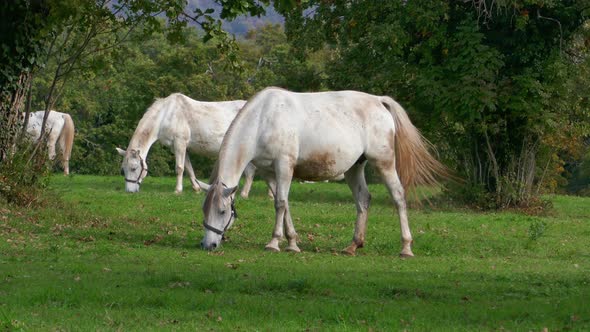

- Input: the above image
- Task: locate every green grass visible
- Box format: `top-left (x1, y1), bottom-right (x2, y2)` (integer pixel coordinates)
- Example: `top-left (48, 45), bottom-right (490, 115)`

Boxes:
top-left (1, 175), bottom-right (589, 331)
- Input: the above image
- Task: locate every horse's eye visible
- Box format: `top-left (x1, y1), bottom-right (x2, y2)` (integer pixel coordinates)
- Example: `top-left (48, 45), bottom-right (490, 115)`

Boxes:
top-left (219, 210), bottom-right (226, 215)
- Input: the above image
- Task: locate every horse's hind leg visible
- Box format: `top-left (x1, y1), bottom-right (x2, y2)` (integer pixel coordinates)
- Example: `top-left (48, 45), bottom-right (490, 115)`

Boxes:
top-left (47, 131), bottom-right (59, 161)
top-left (183, 156), bottom-right (201, 193)
top-left (58, 132), bottom-right (69, 175)
top-left (240, 163), bottom-right (255, 199)
top-left (374, 162), bottom-right (414, 257)
top-left (342, 161), bottom-right (371, 256)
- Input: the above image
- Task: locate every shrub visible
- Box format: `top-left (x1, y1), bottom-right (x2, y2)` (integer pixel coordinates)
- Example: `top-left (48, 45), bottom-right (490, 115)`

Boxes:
top-left (0, 139), bottom-right (50, 207)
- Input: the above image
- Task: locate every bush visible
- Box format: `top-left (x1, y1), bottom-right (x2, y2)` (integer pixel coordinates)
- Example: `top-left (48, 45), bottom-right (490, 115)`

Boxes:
top-left (567, 148), bottom-right (590, 196)
top-left (0, 139), bottom-right (50, 207)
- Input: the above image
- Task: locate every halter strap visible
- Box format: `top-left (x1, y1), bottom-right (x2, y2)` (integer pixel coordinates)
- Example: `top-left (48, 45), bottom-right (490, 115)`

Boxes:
top-left (202, 184), bottom-right (237, 236)
top-left (125, 154), bottom-right (147, 185)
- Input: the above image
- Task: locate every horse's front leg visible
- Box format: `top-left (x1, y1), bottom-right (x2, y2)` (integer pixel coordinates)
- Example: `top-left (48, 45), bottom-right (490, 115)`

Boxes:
top-left (265, 197), bottom-right (285, 252)
top-left (265, 158), bottom-right (299, 252)
top-left (283, 203), bottom-right (300, 252)
top-left (266, 177), bottom-right (276, 199)
top-left (173, 143), bottom-right (187, 194)
top-left (183, 156), bottom-right (201, 193)
top-left (240, 163), bottom-right (255, 199)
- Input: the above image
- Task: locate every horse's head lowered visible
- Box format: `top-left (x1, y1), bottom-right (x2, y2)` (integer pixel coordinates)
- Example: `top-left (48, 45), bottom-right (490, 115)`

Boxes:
top-left (200, 180), bottom-right (238, 250)
top-left (116, 147), bottom-right (148, 193)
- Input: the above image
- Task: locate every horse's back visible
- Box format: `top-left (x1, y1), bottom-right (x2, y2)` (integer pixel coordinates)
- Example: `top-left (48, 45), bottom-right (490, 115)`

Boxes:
top-left (243, 88), bottom-right (396, 180)
top-left (148, 93), bottom-right (247, 156)
top-left (251, 88), bottom-right (394, 147)
top-left (26, 110), bottom-right (66, 140)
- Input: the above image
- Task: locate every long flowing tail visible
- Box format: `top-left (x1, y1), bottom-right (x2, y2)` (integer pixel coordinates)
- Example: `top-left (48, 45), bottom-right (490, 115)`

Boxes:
top-left (59, 113), bottom-right (75, 175)
top-left (381, 96), bottom-right (448, 190)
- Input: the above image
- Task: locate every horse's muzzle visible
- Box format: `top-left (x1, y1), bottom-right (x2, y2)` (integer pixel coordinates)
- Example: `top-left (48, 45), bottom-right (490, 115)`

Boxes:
top-left (200, 241), bottom-right (218, 251)
top-left (125, 184), bottom-right (140, 193)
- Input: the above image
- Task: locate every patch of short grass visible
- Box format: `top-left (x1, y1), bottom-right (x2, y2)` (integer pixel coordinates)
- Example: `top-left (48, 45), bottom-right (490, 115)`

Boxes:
top-left (1, 175), bottom-right (589, 330)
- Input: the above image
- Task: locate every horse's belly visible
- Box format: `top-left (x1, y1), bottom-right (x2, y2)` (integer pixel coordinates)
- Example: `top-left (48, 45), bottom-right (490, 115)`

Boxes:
top-left (293, 151), bottom-right (355, 181)
top-left (187, 141), bottom-right (219, 156)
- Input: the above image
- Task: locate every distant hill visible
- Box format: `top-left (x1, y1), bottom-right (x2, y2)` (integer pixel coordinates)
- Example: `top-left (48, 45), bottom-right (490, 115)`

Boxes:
top-left (187, 0), bottom-right (284, 36)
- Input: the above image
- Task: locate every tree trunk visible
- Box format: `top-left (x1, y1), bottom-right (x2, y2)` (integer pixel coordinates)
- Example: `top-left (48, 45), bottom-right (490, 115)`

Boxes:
top-left (0, 71), bottom-right (33, 163)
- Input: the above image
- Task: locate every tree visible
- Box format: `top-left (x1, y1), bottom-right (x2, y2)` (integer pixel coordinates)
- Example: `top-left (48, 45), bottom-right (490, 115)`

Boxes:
top-left (0, 0), bottom-right (48, 163)
top-left (283, 0), bottom-right (590, 208)
top-left (0, 0), bottom-right (296, 203)
top-left (32, 22), bottom-right (311, 176)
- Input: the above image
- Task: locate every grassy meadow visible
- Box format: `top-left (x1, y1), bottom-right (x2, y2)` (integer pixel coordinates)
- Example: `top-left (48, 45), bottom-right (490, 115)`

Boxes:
top-left (1, 175), bottom-right (589, 331)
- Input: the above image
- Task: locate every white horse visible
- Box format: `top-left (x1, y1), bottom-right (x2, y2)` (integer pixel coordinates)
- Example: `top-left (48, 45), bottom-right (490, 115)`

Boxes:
top-left (199, 88), bottom-right (447, 257)
top-left (25, 110), bottom-right (75, 175)
top-left (117, 93), bottom-right (260, 197)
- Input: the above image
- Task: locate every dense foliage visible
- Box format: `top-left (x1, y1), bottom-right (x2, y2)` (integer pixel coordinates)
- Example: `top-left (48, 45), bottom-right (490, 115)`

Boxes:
top-left (282, 0), bottom-right (590, 207)
top-left (0, 0), bottom-right (297, 203)
top-left (30, 23), bottom-right (304, 177)
top-left (4, 0), bottom-right (590, 208)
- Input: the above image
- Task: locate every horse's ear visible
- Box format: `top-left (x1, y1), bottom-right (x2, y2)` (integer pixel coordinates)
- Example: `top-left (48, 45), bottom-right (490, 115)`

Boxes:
top-left (223, 185), bottom-right (238, 197)
top-left (116, 147), bottom-right (126, 156)
top-left (195, 179), bottom-right (210, 192)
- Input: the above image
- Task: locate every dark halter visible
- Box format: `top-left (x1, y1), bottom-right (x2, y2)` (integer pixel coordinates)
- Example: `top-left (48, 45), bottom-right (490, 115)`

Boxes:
top-left (125, 154), bottom-right (147, 185)
top-left (203, 184), bottom-right (237, 236)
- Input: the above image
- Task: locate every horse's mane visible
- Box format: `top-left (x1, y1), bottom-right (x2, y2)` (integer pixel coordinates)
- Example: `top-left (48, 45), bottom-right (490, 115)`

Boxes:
top-left (217, 87), bottom-right (284, 159)
top-left (144, 96), bottom-right (169, 116)
top-left (208, 159), bottom-right (220, 183)
top-left (129, 96), bottom-right (174, 148)
top-left (202, 175), bottom-right (224, 213)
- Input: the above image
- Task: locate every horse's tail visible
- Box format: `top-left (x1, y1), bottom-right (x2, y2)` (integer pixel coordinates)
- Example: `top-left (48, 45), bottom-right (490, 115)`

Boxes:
top-left (381, 96), bottom-right (448, 190)
top-left (59, 113), bottom-right (75, 175)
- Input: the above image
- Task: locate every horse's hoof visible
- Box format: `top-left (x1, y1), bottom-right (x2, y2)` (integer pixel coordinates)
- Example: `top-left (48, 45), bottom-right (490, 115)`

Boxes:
top-left (264, 245), bottom-right (280, 252)
top-left (399, 252), bottom-right (414, 258)
top-left (285, 245), bottom-right (301, 253)
top-left (240, 193), bottom-right (249, 199)
top-left (341, 248), bottom-right (356, 256)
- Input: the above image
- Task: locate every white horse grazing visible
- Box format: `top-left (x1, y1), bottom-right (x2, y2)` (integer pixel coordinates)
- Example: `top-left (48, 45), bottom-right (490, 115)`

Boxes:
top-left (117, 93), bottom-right (260, 197)
top-left (199, 87), bottom-right (447, 257)
top-left (25, 110), bottom-right (75, 175)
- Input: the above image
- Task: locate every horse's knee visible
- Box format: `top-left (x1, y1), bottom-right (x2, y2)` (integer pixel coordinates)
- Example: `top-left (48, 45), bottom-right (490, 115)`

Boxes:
top-left (274, 199), bottom-right (286, 209)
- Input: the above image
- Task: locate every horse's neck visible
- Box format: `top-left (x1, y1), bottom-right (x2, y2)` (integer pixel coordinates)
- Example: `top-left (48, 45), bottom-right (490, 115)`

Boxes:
top-left (129, 116), bottom-right (160, 159)
top-left (217, 112), bottom-right (259, 187)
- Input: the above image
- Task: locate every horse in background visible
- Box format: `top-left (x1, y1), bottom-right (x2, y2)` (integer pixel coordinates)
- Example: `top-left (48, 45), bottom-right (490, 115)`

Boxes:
top-left (117, 93), bottom-right (259, 197)
top-left (25, 110), bottom-right (75, 175)
top-left (199, 88), bottom-right (448, 257)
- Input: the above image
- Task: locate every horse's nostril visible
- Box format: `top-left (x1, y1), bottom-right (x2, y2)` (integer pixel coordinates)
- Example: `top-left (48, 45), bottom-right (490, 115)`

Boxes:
top-left (212, 243), bottom-right (217, 249)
